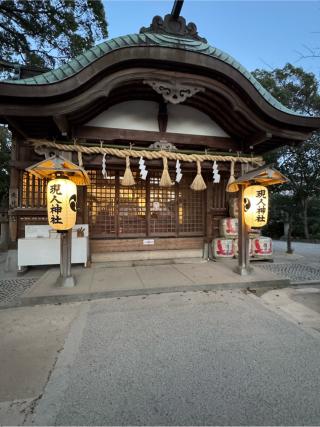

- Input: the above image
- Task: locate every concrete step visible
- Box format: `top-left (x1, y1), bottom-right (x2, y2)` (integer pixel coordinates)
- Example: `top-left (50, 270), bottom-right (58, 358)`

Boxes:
top-left (91, 249), bottom-right (203, 264)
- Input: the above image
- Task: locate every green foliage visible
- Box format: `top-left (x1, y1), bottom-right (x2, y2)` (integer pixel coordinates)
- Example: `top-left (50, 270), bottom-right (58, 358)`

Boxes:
top-left (0, 1), bottom-right (108, 206)
top-left (0, 126), bottom-right (11, 207)
top-left (253, 64), bottom-right (320, 239)
top-left (0, 0), bottom-right (108, 68)
top-left (253, 63), bottom-right (320, 116)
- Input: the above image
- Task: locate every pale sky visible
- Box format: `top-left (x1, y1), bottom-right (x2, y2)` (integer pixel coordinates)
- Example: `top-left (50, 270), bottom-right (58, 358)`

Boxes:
top-left (103, 1), bottom-right (320, 79)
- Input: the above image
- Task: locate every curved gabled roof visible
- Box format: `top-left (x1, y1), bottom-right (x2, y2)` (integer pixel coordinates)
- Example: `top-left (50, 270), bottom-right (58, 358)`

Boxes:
top-left (2, 32), bottom-right (302, 117)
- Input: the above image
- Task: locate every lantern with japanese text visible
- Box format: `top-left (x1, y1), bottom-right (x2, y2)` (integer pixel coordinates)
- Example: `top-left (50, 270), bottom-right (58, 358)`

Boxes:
top-left (243, 185), bottom-right (268, 228)
top-left (47, 178), bottom-right (77, 231)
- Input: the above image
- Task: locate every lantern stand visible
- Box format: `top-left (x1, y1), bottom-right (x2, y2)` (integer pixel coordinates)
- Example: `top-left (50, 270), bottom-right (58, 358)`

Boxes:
top-left (53, 172), bottom-right (76, 288)
top-left (227, 165), bottom-right (288, 276)
top-left (236, 184), bottom-right (253, 276)
top-left (25, 155), bottom-right (91, 287)
top-left (57, 229), bottom-right (74, 287)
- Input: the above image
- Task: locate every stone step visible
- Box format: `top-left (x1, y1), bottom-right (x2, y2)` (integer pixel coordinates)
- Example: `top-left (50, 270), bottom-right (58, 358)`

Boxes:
top-left (91, 249), bottom-right (204, 264)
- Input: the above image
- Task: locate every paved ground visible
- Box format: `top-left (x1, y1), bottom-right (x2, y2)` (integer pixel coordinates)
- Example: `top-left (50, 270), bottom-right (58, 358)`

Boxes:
top-left (292, 289), bottom-right (320, 314)
top-left (0, 277), bottom-right (38, 306)
top-left (18, 258), bottom-right (285, 307)
top-left (1, 241), bottom-right (320, 425)
top-left (22, 290), bottom-right (320, 426)
top-left (1, 241), bottom-right (319, 309)
top-left (0, 302), bottom-right (83, 425)
top-left (261, 285), bottom-right (320, 332)
top-left (1, 259), bottom-right (320, 425)
top-left (256, 262), bottom-right (320, 282)
top-left (272, 240), bottom-right (320, 266)
top-left (254, 240), bottom-right (320, 283)
top-left (0, 252), bottom-right (45, 307)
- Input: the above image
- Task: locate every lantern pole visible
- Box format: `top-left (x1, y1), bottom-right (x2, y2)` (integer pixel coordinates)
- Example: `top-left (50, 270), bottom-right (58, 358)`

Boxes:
top-left (58, 229), bottom-right (75, 288)
top-left (235, 184), bottom-right (252, 275)
top-left (51, 172), bottom-right (76, 288)
top-left (25, 155), bottom-right (90, 288)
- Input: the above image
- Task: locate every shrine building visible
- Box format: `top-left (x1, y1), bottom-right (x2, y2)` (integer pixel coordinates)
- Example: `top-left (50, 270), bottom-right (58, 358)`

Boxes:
top-left (1, 6), bottom-right (320, 263)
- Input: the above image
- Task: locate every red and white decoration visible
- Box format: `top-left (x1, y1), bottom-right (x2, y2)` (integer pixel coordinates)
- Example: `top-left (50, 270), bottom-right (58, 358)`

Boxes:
top-left (219, 218), bottom-right (238, 237)
top-left (212, 238), bottom-right (235, 258)
top-left (252, 237), bottom-right (273, 257)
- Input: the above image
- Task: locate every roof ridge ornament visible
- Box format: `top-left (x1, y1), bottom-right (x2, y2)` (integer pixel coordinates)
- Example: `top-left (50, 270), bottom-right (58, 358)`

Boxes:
top-left (140, 14), bottom-right (207, 43)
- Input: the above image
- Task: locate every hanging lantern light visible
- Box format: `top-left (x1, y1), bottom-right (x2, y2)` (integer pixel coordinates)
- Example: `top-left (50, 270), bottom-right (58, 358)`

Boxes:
top-left (243, 185), bottom-right (268, 228)
top-left (47, 177), bottom-right (77, 231)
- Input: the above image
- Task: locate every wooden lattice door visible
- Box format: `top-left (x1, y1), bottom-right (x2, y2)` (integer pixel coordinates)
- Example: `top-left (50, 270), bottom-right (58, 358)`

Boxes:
top-left (87, 169), bottom-right (205, 239)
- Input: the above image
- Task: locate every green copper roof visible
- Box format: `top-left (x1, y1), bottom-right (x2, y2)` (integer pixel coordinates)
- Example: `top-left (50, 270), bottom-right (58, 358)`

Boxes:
top-left (2, 32), bottom-right (302, 117)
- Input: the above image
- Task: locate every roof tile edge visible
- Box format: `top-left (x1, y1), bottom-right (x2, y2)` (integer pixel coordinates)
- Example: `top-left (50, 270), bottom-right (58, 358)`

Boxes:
top-left (1, 32), bottom-right (303, 118)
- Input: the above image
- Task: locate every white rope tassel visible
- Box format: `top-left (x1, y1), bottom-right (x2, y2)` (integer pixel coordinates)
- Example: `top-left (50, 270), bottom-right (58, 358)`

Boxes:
top-left (102, 153), bottom-right (107, 179)
top-left (77, 151), bottom-right (83, 167)
top-left (139, 157), bottom-right (148, 180)
top-left (175, 160), bottom-right (182, 183)
top-left (212, 161), bottom-right (220, 183)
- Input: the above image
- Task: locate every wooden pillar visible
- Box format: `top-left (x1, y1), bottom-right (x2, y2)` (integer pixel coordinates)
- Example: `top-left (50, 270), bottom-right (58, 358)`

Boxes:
top-left (206, 181), bottom-right (213, 239)
top-left (76, 186), bottom-right (87, 224)
top-left (205, 180), bottom-right (213, 259)
top-left (146, 175), bottom-right (151, 237)
top-left (8, 136), bottom-right (19, 247)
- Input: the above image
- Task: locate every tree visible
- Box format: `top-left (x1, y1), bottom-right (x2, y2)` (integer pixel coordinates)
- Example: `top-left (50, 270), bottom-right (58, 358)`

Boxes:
top-left (253, 64), bottom-right (320, 116)
top-left (0, 1), bottom-right (108, 207)
top-left (0, 0), bottom-right (108, 69)
top-left (253, 64), bottom-right (320, 241)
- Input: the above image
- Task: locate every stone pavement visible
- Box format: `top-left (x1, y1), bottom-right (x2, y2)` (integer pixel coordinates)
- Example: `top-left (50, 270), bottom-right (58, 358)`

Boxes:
top-left (0, 251), bottom-right (45, 307)
top-left (1, 243), bottom-right (320, 425)
top-left (32, 290), bottom-right (320, 426)
top-left (254, 241), bottom-right (320, 284)
top-left (19, 258), bottom-right (287, 307)
top-left (261, 285), bottom-right (320, 332)
top-left (2, 240), bottom-right (320, 308)
top-left (257, 262), bottom-right (320, 283)
top-left (0, 301), bottom-right (83, 425)
top-left (0, 277), bottom-right (38, 307)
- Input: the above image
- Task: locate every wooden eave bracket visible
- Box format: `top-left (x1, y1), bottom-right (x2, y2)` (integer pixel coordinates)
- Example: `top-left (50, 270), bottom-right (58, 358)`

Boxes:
top-left (4, 116), bottom-right (28, 139)
top-left (247, 132), bottom-right (272, 150)
top-left (53, 115), bottom-right (70, 137)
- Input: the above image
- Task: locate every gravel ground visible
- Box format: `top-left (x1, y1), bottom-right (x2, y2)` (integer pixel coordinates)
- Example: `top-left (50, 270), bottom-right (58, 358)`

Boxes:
top-left (256, 263), bottom-right (320, 283)
top-left (0, 278), bottom-right (38, 307)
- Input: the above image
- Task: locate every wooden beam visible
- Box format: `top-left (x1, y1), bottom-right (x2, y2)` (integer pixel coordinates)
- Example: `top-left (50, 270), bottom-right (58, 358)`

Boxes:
top-left (5, 116), bottom-right (28, 139)
top-left (74, 126), bottom-right (238, 151)
top-left (158, 102), bottom-right (168, 133)
top-left (78, 156), bottom-right (231, 171)
top-left (53, 115), bottom-right (70, 136)
top-left (247, 132), bottom-right (272, 150)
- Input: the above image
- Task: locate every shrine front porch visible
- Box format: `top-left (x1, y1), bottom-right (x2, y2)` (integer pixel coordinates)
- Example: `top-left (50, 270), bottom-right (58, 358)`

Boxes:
top-left (19, 258), bottom-right (288, 307)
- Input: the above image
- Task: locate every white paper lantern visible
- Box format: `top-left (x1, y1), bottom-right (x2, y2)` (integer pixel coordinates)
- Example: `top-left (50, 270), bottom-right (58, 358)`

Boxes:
top-left (47, 178), bottom-right (77, 231)
top-left (243, 185), bottom-right (268, 228)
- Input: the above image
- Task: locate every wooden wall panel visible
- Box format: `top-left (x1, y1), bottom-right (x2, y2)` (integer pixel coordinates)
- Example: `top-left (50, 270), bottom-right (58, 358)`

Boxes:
top-left (91, 237), bottom-right (203, 253)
